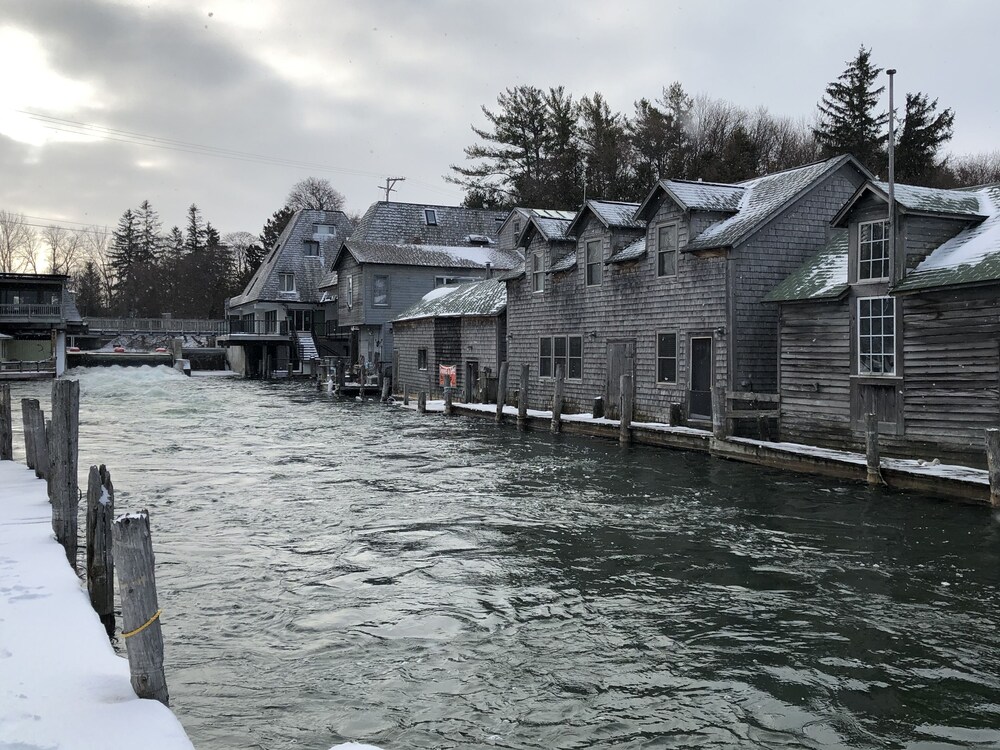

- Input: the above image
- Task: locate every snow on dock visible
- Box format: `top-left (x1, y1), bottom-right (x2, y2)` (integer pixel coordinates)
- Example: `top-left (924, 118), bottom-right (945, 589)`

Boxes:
top-left (0, 461), bottom-right (195, 750)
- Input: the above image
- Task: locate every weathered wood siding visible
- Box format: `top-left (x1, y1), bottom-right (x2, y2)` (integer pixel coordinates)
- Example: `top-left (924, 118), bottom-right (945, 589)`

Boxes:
top-left (777, 299), bottom-right (853, 448)
top-left (393, 319), bottom-right (436, 395)
top-left (902, 216), bottom-right (966, 272)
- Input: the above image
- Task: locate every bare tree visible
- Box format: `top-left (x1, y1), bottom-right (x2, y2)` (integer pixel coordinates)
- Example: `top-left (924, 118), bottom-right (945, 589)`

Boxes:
top-left (43, 225), bottom-right (85, 275)
top-left (222, 230), bottom-right (257, 281)
top-left (0, 210), bottom-right (38, 273)
top-left (285, 177), bottom-right (346, 211)
top-left (79, 226), bottom-right (115, 306)
top-left (946, 150), bottom-right (1000, 187)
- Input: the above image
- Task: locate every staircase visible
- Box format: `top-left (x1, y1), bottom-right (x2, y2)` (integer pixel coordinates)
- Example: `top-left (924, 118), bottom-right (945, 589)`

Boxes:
top-left (295, 331), bottom-right (319, 361)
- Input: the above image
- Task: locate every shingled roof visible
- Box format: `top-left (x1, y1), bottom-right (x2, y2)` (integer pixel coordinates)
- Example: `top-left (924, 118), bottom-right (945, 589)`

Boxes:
top-left (608, 237), bottom-right (647, 264)
top-left (229, 209), bottom-right (353, 307)
top-left (635, 179), bottom-right (745, 219)
top-left (350, 201), bottom-right (507, 246)
top-left (337, 240), bottom-right (522, 270)
top-left (833, 181), bottom-right (986, 227)
top-left (566, 199), bottom-right (643, 237)
top-left (764, 231), bottom-right (850, 303)
top-left (394, 278), bottom-right (506, 322)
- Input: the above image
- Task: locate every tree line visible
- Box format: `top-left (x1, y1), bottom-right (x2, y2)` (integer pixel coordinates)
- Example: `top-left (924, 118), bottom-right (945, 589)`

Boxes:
top-left (449, 46), bottom-right (1000, 209)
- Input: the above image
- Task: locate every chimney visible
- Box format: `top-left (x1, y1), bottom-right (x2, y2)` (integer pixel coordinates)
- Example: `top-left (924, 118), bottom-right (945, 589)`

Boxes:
top-left (485, 262), bottom-right (493, 279)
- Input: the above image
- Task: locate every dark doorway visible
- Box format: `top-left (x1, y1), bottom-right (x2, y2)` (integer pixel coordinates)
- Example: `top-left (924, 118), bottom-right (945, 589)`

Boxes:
top-left (689, 337), bottom-right (713, 419)
top-left (465, 360), bottom-right (479, 403)
top-left (605, 340), bottom-right (636, 419)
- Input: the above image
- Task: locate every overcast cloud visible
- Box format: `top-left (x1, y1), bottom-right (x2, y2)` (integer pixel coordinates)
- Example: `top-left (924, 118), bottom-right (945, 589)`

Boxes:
top-left (1, 0), bottom-right (997, 238)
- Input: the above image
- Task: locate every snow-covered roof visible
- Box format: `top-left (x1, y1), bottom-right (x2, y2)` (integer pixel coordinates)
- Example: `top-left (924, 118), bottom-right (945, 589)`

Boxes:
top-left (339, 240), bottom-right (522, 270)
top-left (548, 250), bottom-right (577, 274)
top-left (497, 261), bottom-right (526, 281)
top-left (636, 179), bottom-right (745, 218)
top-left (587, 200), bottom-right (645, 229)
top-left (764, 230), bottom-right (849, 302)
top-left (895, 184), bottom-right (1000, 292)
top-left (350, 201), bottom-right (506, 246)
top-left (393, 278), bottom-right (506, 322)
top-left (513, 208), bottom-right (577, 247)
top-left (608, 237), bottom-right (647, 264)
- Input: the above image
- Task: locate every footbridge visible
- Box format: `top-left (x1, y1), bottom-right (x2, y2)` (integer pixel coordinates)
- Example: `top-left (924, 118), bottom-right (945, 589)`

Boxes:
top-left (83, 318), bottom-right (227, 336)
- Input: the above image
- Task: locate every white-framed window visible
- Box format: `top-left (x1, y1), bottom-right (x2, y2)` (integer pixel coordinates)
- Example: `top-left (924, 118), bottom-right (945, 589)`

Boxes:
top-left (424, 209), bottom-right (438, 226)
top-left (859, 220), bottom-right (890, 281)
top-left (316, 224), bottom-right (336, 236)
top-left (279, 272), bottom-right (295, 292)
top-left (656, 224), bottom-right (678, 277)
top-left (585, 240), bottom-right (602, 286)
top-left (539, 335), bottom-right (583, 380)
top-left (303, 240), bottom-right (320, 257)
top-left (531, 252), bottom-right (544, 293)
top-left (346, 275), bottom-right (354, 309)
top-left (858, 296), bottom-right (895, 375)
top-left (417, 348), bottom-right (427, 370)
top-left (373, 275), bottom-right (390, 307)
top-left (657, 332), bottom-right (677, 383)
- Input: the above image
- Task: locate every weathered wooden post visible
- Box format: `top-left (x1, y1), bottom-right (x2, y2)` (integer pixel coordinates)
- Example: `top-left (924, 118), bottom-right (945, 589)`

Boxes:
top-left (865, 412), bottom-right (882, 485)
top-left (170, 337), bottom-right (183, 364)
top-left (517, 364), bottom-right (529, 431)
top-left (113, 510), bottom-right (168, 705)
top-left (496, 362), bottom-right (508, 424)
top-left (21, 398), bottom-right (40, 471)
top-left (443, 386), bottom-right (453, 415)
top-left (0, 384), bottom-right (12, 461)
top-left (417, 391), bottom-right (427, 413)
top-left (712, 387), bottom-right (728, 440)
top-left (403, 384), bottom-right (410, 406)
top-left (619, 374), bottom-right (633, 446)
top-left (49, 380), bottom-right (79, 567)
top-left (986, 429), bottom-right (1000, 508)
top-left (551, 364), bottom-right (564, 434)
top-left (380, 374), bottom-right (392, 402)
top-left (336, 358), bottom-right (345, 395)
top-left (87, 465), bottom-right (115, 636)
top-left (592, 396), bottom-right (604, 419)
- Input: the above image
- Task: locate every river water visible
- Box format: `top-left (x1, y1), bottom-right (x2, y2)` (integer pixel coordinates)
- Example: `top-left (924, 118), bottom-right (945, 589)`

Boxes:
top-left (7, 367), bottom-right (1000, 750)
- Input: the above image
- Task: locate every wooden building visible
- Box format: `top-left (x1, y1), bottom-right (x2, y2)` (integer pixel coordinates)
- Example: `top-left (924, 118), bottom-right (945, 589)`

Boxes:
top-left (0, 273), bottom-right (84, 377)
top-left (222, 209), bottom-right (353, 378)
top-left (504, 155), bottom-right (870, 424)
top-left (330, 201), bottom-right (517, 375)
top-left (392, 278), bottom-right (507, 400)
top-left (768, 180), bottom-right (1000, 466)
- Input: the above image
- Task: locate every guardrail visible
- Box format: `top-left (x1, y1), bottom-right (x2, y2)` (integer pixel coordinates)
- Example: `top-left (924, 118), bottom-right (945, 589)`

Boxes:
top-left (226, 320), bottom-right (289, 336)
top-left (0, 304), bottom-right (62, 319)
top-left (85, 318), bottom-right (227, 335)
top-left (0, 359), bottom-right (55, 373)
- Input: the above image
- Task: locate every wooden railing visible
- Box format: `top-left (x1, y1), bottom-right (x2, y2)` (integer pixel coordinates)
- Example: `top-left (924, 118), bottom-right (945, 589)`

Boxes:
top-left (226, 319), bottom-right (288, 336)
top-left (0, 359), bottom-right (55, 373)
top-left (0, 303), bottom-right (62, 319)
top-left (713, 390), bottom-right (780, 440)
top-left (85, 317), bottom-right (227, 335)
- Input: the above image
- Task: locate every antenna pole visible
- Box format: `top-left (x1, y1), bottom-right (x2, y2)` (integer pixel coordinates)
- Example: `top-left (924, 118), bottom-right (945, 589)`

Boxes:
top-left (887, 68), bottom-right (897, 281)
top-left (379, 177), bottom-right (406, 202)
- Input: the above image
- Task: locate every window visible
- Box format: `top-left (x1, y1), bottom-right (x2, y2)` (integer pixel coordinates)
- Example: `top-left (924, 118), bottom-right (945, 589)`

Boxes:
top-left (539, 335), bottom-right (583, 380)
top-left (656, 224), bottom-right (678, 277)
top-left (859, 220), bottom-right (890, 281)
top-left (303, 240), bottom-right (320, 256)
top-left (657, 333), bottom-right (677, 383)
top-left (417, 348), bottom-right (427, 370)
top-left (435, 275), bottom-right (478, 287)
top-left (263, 309), bottom-right (278, 334)
top-left (531, 252), bottom-right (544, 293)
top-left (858, 296), bottom-right (895, 375)
top-left (279, 273), bottom-right (295, 292)
top-left (373, 275), bottom-right (390, 307)
top-left (586, 240), bottom-right (602, 286)
top-left (316, 224), bottom-right (336, 236)
top-left (424, 209), bottom-right (438, 226)
top-left (346, 275), bottom-right (354, 309)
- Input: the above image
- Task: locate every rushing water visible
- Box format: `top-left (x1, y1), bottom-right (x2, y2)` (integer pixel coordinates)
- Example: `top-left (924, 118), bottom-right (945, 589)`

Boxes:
top-left (8, 367), bottom-right (1000, 750)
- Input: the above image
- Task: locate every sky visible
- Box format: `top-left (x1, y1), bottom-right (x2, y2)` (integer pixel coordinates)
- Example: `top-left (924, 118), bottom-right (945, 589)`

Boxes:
top-left (1, 0), bottom-right (997, 240)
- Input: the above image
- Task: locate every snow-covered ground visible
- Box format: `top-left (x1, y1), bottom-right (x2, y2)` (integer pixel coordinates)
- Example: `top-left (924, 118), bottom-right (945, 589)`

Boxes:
top-left (0, 460), bottom-right (385, 750)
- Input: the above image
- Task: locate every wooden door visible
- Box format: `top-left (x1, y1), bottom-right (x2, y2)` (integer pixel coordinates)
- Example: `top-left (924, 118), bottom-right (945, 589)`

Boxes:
top-left (465, 360), bottom-right (479, 403)
top-left (605, 340), bottom-right (636, 419)
top-left (689, 337), bottom-right (713, 419)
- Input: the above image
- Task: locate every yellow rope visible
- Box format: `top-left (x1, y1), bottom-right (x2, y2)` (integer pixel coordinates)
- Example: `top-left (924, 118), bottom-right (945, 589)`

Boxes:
top-left (121, 609), bottom-right (161, 639)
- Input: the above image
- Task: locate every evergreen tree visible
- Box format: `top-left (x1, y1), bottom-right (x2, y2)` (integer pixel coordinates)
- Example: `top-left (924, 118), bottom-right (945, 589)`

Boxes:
top-left (628, 97), bottom-right (674, 190)
top-left (109, 208), bottom-right (140, 315)
top-left (894, 92), bottom-right (955, 185)
top-left (159, 226), bottom-right (185, 317)
top-left (813, 46), bottom-right (887, 173)
top-left (543, 86), bottom-right (583, 207)
top-left (578, 92), bottom-right (631, 201)
top-left (184, 204), bottom-right (206, 256)
top-left (74, 260), bottom-right (105, 317)
top-left (659, 82), bottom-right (693, 179)
top-left (134, 200), bottom-right (163, 316)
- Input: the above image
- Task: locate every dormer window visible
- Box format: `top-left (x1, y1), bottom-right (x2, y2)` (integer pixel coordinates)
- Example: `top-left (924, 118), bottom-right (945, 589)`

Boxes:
top-left (279, 273), bottom-right (295, 293)
top-left (585, 240), bottom-right (603, 287)
top-left (858, 220), bottom-right (890, 281)
top-left (303, 240), bottom-right (320, 257)
top-left (316, 224), bottom-right (336, 236)
top-left (424, 209), bottom-right (438, 226)
top-left (531, 252), bottom-right (544, 293)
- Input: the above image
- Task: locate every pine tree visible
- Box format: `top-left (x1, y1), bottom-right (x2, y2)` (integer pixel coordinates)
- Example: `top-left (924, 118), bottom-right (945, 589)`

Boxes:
top-left (109, 208), bottom-right (140, 315)
top-left (75, 260), bottom-right (105, 316)
top-left (814, 46), bottom-right (888, 174)
top-left (894, 92), bottom-right (955, 185)
top-left (134, 200), bottom-right (163, 316)
top-left (578, 92), bottom-right (631, 201)
top-left (542, 87), bottom-right (583, 208)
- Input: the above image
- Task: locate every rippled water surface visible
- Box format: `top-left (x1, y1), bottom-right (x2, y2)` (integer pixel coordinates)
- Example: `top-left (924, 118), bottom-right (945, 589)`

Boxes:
top-left (9, 367), bottom-right (1000, 749)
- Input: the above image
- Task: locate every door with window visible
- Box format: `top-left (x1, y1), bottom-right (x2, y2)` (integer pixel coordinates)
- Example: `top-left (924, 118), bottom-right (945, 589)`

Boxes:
top-left (605, 340), bottom-right (636, 419)
top-left (291, 310), bottom-right (312, 332)
top-left (689, 337), bottom-right (713, 420)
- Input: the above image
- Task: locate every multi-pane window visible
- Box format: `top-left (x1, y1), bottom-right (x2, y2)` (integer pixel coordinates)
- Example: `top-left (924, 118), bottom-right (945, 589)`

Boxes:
top-left (263, 309), bottom-right (278, 334)
top-left (858, 296), bottom-right (895, 375)
top-left (373, 275), bottom-right (389, 307)
top-left (859, 220), bottom-right (890, 281)
top-left (585, 240), bottom-right (602, 286)
top-left (532, 252), bottom-right (544, 293)
top-left (657, 333), bottom-right (677, 382)
top-left (539, 335), bottom-right (583, 379)
top-left (279, 272), bottom-right (295, 292)
top-left (656, 224), bottom-right (677, 277)
top-left (303, 240), bottom-right (320, 256)
top-left (417, 348), bottom-right (427, 370)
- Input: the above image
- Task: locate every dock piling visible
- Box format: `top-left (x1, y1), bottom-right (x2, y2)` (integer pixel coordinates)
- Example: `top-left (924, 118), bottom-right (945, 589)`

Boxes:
top-left (551, 364), bottom-right (564, 434)
top-left (444, 386), bottom-right (453, 415)
top-left (517, 364), bottom-right (529, 431)
top-left (0, 384), bottom-right (11, 460)
top-left (865, 413), bottom-right (882, 485)
top-left (49, 380), bottom-right (80, 568)
top-left (417, 391), bottom-right (427, 413)
top-left (20, 398), bottom-right (40, 471)
top-left (986, 429), bottom-right (1000, 507)
top-left (87, 465), bottom-right (115, 636)
top-left (113, 510), bottom-right (169, 706)
top-left (403, 383), bottom-right (410, 406)
top-left (620, 374), bottom-right (633, 446)
top-left (496, 362), bottom-right (508, 424)
top-left (381, 376), bottom-right (392, 403)
top-left (711, 387), bottom-right (728, 440)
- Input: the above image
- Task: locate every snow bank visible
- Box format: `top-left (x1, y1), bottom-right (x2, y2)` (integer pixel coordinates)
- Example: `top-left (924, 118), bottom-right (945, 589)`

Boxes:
top-left (0, 462), bottom-right (195, 750)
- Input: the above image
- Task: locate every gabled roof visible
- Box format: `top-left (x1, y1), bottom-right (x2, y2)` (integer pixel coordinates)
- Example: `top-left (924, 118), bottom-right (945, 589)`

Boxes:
top-left (548, 250), bottom-right (577, 274)
top-left (350, 201), bottom-right (507, 246)
top-left (497, 262), bottom-right (525, 281)
top-left (229, 209), bottom-right (352, 307)
top-left (516, 210), bottom-right (577, 247)
top-left (832, 180), bottom-right (987, 227)
top-left (335, 240), bottom-right (522, 271)
top-left (393, 278), bottom-right (506, 322)
top-left (764, 231), bottom-right (850, 303)
top-left (635, 179), bottom-right (744, 220)
top-left (687, 155), bottom-right (869, 252)
top-left (499, 207), bottom-right (576, 237)
top-left (894, 185), bottom-right (1000, 293)
top-left (566, 199), bottom-right (643, 237)
top-left (608, 237), bottom-right (647, 264)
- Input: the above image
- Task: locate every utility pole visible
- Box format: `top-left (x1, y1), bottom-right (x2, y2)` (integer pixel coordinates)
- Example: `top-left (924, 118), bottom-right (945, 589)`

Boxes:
top-left (887, 68), bottom-right (897, 281)
top-left (379, 177), bottom-right (406, 202)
